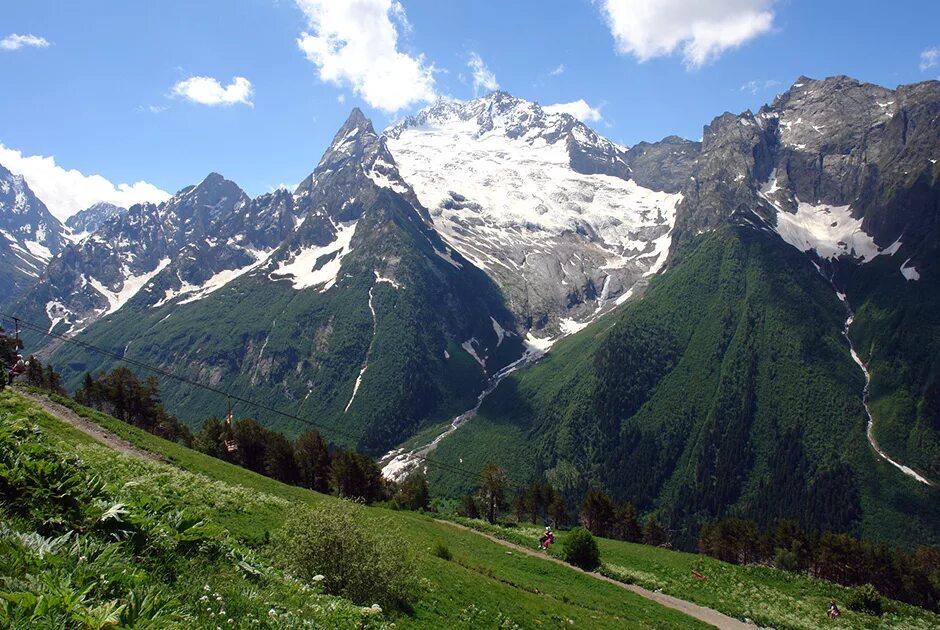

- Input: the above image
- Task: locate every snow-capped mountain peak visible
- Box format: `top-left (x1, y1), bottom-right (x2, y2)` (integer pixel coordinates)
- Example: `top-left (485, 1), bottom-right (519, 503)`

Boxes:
top-left (383, 91), bottom-right (680, 334)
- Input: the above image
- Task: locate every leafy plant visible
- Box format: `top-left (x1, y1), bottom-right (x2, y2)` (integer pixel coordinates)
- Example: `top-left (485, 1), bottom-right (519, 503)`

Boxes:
top-left (847, 584), bottom-right (883, 616)
top-left (433, 542), bottom-right (452, 561)
top-left (277, 500), bottom-right (419, 610)
top-left (563, 527), bottom-right (600, 571)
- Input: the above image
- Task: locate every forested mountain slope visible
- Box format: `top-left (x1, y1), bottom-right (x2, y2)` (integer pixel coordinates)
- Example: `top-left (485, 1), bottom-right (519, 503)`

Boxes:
top-left (429, 224), bottom-right (940, 549)
top-left (38, 110), bottom-right (523, 453)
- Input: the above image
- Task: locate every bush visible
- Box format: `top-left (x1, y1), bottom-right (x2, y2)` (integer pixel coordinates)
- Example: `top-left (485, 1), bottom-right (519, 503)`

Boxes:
top-left (277, 500), bottom-right (419, 610)
top-left (433, 542), bottom-right (452, 561)
top-left (563, 527), bottom-right (600, 571)
top-left (846, 583), bottom-right (883, 616)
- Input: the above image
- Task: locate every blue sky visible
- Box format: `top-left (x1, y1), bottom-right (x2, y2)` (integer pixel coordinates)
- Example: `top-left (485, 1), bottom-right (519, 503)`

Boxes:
top-left (1, 0), bottom-right (938, 220)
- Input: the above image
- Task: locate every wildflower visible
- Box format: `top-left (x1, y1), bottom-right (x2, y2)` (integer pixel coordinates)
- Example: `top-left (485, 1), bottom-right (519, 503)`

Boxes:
top-left (312, 574), bottom-right (325, 582)
top-left (204, 584), bottom-right (211, 591)
top-left (268, 608), bottom-right (277, 617)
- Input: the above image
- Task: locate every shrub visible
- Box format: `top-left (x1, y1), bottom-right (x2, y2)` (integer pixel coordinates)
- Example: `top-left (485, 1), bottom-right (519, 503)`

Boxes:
top-left (563, 527), bottom-right (600, 571)
top-left (846, 583), bottom-right (883, 616)
top-left (277, 500), bottom-right (419, 610)
top-left (433, 542), bottom-right (452, 561)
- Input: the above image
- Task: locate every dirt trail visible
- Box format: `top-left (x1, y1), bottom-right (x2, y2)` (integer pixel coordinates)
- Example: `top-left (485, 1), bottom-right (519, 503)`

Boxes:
top-left (16, 389), bottom-right (166, 464)
top-left (437, 519), bottom-right (757, 630)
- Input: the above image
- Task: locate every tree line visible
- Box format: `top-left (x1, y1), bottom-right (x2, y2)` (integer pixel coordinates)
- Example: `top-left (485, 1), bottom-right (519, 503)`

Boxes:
top-left (698, 515), bottom-right (940, 612)
top-left (74, 366), bottom-right (428, 509)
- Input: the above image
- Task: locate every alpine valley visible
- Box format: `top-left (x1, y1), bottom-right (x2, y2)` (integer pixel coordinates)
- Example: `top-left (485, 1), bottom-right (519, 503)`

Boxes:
top-left (3, 75), bottom-right (939, 550)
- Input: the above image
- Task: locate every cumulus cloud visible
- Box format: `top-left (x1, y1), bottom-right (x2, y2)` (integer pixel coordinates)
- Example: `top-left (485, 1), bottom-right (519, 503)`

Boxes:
top-left (543, 99), bottom-right (603, 123)
top-left (171, 76), bottom-right (254, 107)
top-left (467, 51), bottom-right (499, 94)
top-left (599, 0), bottom-right (777, 68)
top-left (921, 47), bottom-right (939, 71)
top-left (549, 64), bottom-right (566, 76)
top-left (0, 144), bottom-right (170, 222)
top-left (0, 33), bottom-right (51, 51)
top-left (295, 0), bottom-right (437, 113)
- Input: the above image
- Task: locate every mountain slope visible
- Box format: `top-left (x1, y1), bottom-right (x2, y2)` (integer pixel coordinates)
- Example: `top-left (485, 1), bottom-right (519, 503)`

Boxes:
top-left (429, 223), bottom-right (940, 549)
top-left (385, 93), bottom-right (689, 335)
top-left (39, 109), bottom-right (523, 453)
top-left (64, 201), bottom-right (126, 237)
top-left (0, 163), bottom-right (66, 304)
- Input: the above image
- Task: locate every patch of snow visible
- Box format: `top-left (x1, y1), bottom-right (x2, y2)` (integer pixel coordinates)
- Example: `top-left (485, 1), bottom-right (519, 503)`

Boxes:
top-left (271, 220), bottom-right (358, 291)
top-left (615, 287), bottom-right (635, 306)
top-left (881, 238), bottom-right (903, 257)
top-left (373, 269), bottom-right (401, 289)
top-left (434, 247), bottom-right (463, 269)
top-left (524, 332), bottom-right (556, 354)
top-left (23, 240), bottom-right (52, 262)
top-left (773, 200), bottom-right (880, 261)
top-left (89, 258), bottom-right (171, 316)
top-left (900, 258), bottom-right (920, 281)
top-left (461, 339), bottom-right (486, 368)
top-left (758, 175), bottom-right (881, 262)
top-left (559, 318), bottom-right (589, 335)
top-left (443, 349), bottom-right (450, 359)
top-left (173, 249), bottom-right (273, 306)
top-left (345, 286), bottom-right (379, 413)
top-left (385, 100), bottom-right (682, 313)
top-left (490, 317), bottom-right (507, 346)
top-left (45, 301), bottom-right (70, 333)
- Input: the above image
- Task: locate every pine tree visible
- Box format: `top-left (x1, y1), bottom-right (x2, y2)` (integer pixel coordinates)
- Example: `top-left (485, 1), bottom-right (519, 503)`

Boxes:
top-left (643, 514), bottom-right (667, 547)
top-left (580, 488), bottom-right (615, 537)
top-left (294, 431), bottom-right (331, 493)
top-left (549, 493), bottom-right (567, 528)
top-left (264, 432), bottom-right (298, 484)
top-left (615, 502), bottom-right (642, 542)
top-left (395, 471), bottom-right (430, 511)
top-left (480, 464), bottom-right (508, 523)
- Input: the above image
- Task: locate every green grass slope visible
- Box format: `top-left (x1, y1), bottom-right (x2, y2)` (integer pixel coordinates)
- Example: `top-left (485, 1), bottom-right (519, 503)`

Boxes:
top-left (429, 225), bottom-right (940, 549)
top-left (0, 389), bottom-right (707, 629)
top-left (448, 519), bottom-right (940, 630)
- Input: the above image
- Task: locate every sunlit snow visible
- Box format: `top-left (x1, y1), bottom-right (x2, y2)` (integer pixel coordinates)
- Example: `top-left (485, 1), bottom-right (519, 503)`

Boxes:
top-left (271, 220), bottom-right (358, 291)
top-left (88, 258), bottom-right (171, 316)
top-left (900, 258), bottom-right (921, 281)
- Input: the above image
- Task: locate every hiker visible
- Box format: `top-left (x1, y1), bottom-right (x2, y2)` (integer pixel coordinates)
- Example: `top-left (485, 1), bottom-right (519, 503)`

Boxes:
top-left (538, 526), bottom-right (555, 550)
top-left (827, 600), bottom-right (841, 619)
top-left (8, 355), bottom-right (26, 384)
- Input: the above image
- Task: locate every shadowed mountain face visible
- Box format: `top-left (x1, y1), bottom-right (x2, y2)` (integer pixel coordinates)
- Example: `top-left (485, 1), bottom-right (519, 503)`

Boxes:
top-left (27, 109), bottom-right (522, 455)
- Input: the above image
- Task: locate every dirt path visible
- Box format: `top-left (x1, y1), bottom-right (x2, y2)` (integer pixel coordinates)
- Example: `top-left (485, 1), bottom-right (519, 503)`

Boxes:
top-left (16, 389), bottom-right (166, 464)
top-left (436, 519), bottom-right (757, 630)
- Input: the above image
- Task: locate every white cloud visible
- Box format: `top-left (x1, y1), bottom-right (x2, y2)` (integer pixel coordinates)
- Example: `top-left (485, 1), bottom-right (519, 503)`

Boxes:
top-left (467, 51), bottom-right (499, 94)
top-left (295, 0), bottom-right (437, 113)
top-left (171, 76), bottom-right (254, 107)
top-left (599, 0), bottom-right (776, 68)
top-left (336, 94), bottom-right (346, 104)
top-left (740, 78), bottom-right (780, 95)
top-left (146, 104), bottom-right (169, 114)
top-left (543, 99), bottom-right (603, 123)
top-left (0, 33), bottom-right (51, 51)
top-left (549, 64), bottom-right (566, 76)
top-left (921, 47), bottom-right (939, 71)
top-left (0, 144), bottom-right (170, 221)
